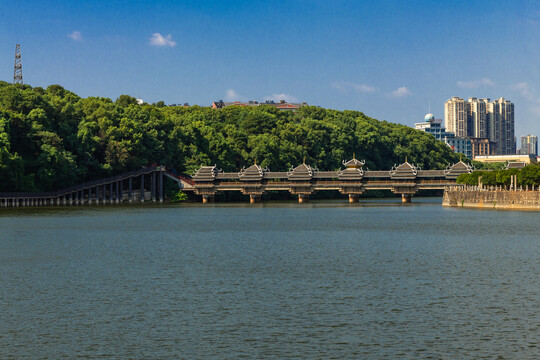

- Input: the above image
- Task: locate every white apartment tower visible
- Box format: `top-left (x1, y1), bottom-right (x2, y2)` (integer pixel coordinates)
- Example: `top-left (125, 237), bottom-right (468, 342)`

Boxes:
top-left (444, 97), bottom-right (515, 155)
top-left (468, 97), bottom-right (488, 138)
top-left (495, 97), bottom-right (514, 155)
top-left (444, 97), bottom-right (468, 137)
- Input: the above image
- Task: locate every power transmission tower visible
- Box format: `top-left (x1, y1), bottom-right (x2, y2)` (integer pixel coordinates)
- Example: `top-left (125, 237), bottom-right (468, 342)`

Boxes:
top-left (13, 44), bottom-right (23, 88)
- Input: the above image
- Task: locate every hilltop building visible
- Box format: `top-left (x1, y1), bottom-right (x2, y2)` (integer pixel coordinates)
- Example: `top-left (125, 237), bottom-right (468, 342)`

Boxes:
top-left (415, 113), bottom-right (472, 158)
top-left (520, 134), bottom-right (538, 156)
top-left (212, 99), bottom-right (307, 111)
top-left (444, 97), bottom-right (515, 155)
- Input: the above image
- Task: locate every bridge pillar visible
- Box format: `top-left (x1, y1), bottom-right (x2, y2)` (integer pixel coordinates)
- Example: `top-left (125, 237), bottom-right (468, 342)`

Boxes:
top-left (119, 181), bottom-right (123, 203)
top-left (159, 172), bottom-right (164, 203)
top-left (110, 183), bottom-right (114, 204)
top-left (116, 181), bottom-right (120, 204)
top-left (140, 174), bottom-right (145, 202)
top-left (202, 194), bottom-right (214, 204)
top-left (152, 172), bottom-right (156, 202)
top-left (88, 188), bottom-right (92, 205)
top-left (298, 194), bottom-right (309, 204)
top-left (402, 194), bottom-right (412, 203)
top-left (348, 194), bottom-right (360, 203)
top-left (249, 195), bottom-right (262, 204)
top-left (128, 177), bottom-right (133, 202)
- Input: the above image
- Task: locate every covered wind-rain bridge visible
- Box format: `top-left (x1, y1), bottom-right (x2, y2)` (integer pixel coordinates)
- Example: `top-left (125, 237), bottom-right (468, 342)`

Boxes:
top-left (191, 159), bottom-right (473, 203)
top-left (0, 159), bottom-right (472, 207)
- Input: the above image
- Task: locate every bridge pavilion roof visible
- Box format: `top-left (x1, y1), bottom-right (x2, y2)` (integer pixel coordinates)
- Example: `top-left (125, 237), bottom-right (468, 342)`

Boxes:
top-left (338, 158), bottom-right (365, 180)
top-left (192, 165), bottom-right (222, 182)
top-left (389, 161), bottom-right (419, 179)
top-left (342, 158), bottom-right (365, 169)
top-left (444, 161), bottom-right (473, 179)
top-left (287, 163), bottom-right (315, 180)
top-left (238, 164), bottom-right (268, 181)
top-left (505, 161), bottom-right (527, 170)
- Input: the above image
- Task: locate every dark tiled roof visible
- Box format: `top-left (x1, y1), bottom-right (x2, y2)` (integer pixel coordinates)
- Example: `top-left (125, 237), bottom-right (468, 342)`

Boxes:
top-left (337, 168), bottom-right (364, 180)
top-left (389, 162), bottom-right (419, 179)
top-left (444, 161), bottom-right (473, 179)
top-left (505, 161), bottom-right (527, 169)
top-left (287, 163), bottom-right (314, 180)
top-left (238, 164), bottom-right (267, 181)
top-left (192, 165), bottom-right (221, 181)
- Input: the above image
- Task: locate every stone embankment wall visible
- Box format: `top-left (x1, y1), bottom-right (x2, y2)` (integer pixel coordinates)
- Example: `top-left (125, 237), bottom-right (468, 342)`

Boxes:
top-left (443, 185), bottom-right (540, 211)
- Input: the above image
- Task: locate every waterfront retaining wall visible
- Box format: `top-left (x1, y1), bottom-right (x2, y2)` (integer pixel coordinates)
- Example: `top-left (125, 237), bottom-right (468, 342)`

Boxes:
top-left (443, 187), bottom-right (540, 211)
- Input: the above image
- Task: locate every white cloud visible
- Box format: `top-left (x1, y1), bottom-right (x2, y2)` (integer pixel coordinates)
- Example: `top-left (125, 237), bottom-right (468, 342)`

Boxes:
top-left (67, 31), bottom-right (82, 42)
top-left (457, 78), bottom-right (495, 89)
top-left (224, 89), bottom-right (246, 102)
top-left (390, 86), bottom-right (411, 98)
top-left (511, 82), bottom-right (540, 117)
top-left (149, 33), bottom-right (176, 47)
top-left (511, 82), bottom-right (534, 101)
top-left (263, 93), bottom-right (299, 103)
top-left (331, 81), bottom-right (376, 93)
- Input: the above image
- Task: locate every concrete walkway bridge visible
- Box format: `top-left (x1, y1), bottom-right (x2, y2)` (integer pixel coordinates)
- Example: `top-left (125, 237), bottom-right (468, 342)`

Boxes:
top-left (0, 159), bottom-right (472, 207)
top-left (0, 165), bottom-right (193, 208)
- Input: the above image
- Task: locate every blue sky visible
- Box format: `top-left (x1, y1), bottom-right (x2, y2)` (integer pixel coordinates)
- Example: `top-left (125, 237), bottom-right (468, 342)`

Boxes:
top-left (1, 0), bottom-right (540, 138)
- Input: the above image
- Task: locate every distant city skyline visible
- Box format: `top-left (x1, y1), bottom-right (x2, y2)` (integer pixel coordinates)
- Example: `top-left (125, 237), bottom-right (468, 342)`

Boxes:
top-left (2, 1), bottom-right (540, 137)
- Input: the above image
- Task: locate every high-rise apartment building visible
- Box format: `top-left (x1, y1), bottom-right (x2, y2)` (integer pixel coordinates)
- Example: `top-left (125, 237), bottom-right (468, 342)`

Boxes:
top-left (444, 97), bottom-right (515, 155)
top-left (520, 134), bottom-right (538, 156)
top-left (495, 98), bottom-right (514, 155)
top-left (468, 98), bottom-right (488, 138)
top-left (444, 97), bottom-right (468, 137)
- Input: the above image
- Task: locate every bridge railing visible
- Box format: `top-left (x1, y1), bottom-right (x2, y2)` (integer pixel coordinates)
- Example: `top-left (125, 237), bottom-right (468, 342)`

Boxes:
top-left (0, 166), bottom-right (161, 199)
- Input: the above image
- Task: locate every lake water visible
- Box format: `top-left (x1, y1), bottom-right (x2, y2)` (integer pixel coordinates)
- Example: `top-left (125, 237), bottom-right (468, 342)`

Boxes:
top-left (0, 198), bottom-right (538, 359)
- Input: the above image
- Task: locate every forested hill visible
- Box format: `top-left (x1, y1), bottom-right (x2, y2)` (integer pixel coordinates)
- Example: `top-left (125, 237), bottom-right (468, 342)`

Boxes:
top-left (0, 81), bottom-right (460, 192)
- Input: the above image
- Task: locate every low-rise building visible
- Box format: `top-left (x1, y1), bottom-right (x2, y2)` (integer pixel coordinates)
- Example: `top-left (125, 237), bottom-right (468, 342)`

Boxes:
top-left (474, 154), bottom-right (536, 164)
top-left (415, 113), bottom-right (472, 158)
top-left (470, 138), bottom-right (497, 159)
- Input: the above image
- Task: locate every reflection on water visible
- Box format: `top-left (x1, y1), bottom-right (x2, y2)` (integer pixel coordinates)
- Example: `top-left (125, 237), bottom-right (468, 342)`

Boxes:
top-left (1, 198), bottom-right (538, 358)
